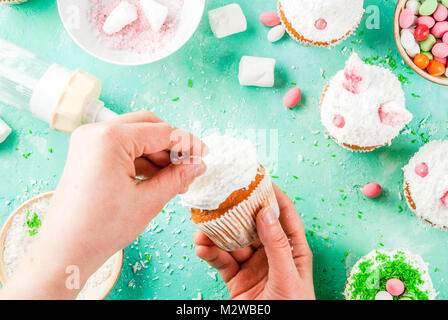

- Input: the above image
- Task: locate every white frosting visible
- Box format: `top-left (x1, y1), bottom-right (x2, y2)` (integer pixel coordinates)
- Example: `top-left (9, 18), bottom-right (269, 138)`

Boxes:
top-left (180, 135), bottom-right (259, 210)
top-left (279, 0), bottom-right (364, 43)
top-left (403, 141), bottom-right (448, 229)
top-left (345, 249), bottom-right (437, 300)
top-left (321, 53), bottom-right (412, 147)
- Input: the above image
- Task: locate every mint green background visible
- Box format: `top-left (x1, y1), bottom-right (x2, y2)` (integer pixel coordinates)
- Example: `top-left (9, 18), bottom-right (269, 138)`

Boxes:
top-left (0, 0), bottom-right (447, 300)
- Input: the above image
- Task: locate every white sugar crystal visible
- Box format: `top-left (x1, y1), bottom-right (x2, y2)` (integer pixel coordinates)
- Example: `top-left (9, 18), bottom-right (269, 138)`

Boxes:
top-left (0, 118), bottom-right (11, 144)
top-left (208, 3), bottom-right (247, 38)
top-left (238, 56), bottom-right (276, 87)
top-left (140, 0), bottom-right (168, 32)
top-left (103, 1), bottom-right (138, 35)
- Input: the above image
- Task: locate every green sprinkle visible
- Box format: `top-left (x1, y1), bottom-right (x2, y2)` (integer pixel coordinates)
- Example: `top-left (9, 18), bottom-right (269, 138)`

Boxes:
top-left (25, 211), bottom-right (42, 236)
top-left (48, 148), bottom-right (53, 153)
top-left (188, 79), bottom-right (193, 88)
top-left (172, 97), bottom-right (180, 102)
top-left (22, 153), bottom-right (31, 159)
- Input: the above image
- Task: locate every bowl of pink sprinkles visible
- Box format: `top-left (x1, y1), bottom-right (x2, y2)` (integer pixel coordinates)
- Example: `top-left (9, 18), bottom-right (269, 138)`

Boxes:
top-left (57, 0), bottom-right (205, 65)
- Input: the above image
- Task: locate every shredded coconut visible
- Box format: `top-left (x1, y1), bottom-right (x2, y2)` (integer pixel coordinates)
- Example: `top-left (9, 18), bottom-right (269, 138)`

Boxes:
top-left (403, 141), bottom-right (448, 229)
top-left (180, 135), bottom-right (259, 210)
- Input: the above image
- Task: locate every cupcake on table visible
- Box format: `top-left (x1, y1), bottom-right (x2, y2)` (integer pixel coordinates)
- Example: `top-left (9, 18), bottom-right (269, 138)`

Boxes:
top-left (344, 249), bottom-right (437, 300)
top-left (277, 0), bottom-right (365, 47)
top-left (403, 141), bottom-right (448, 230)
top-left (320, 53), bottom-right (413, 152)
top-left (180, 134), bottom-right (279, 252)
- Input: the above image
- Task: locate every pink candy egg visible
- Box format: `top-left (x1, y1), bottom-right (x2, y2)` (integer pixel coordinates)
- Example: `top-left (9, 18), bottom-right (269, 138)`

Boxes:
top-left (433, 4), bottom-right (448, 22)
top-left (432, 43), bottom-right (448, 58)
top-left (434, 56), bottom-right (447, 66)
top-left (415, 162), bottom-right (429, 178)
top-left (260, 12), bottom-right (280, 27)
top-left (314, 18), bottom-right (327, 30)
top-left (399, 8), bottom-right (416, 29)
top-left (443, 33), bottom-right (448, 45)
top-left (386, 279), bottom-right (405, 296)
top-left (361, 183), bottom-right (382, 199)
top-left (414, 24), bottom-right (430, 41)
top-left (432, 21), bottom-right (448, 38)
top-left (441, 192), bottom-right (448, 207)
top-left (417, 16), bottom-right (436, 29)
top-left (333, 115), bottom-right (345, 128)
top-left (283, 88), bottom-right (301, 108)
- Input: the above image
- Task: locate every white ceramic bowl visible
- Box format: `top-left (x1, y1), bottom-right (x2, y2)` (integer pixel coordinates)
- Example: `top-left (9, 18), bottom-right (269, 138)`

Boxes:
top-left (57, 0), bottom-right (205, 66)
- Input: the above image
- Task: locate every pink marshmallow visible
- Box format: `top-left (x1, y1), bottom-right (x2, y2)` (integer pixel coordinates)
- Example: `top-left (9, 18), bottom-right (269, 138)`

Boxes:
top-left (415, 162), bottom-right (429, 178)
top-left (361, 183), bottom-right (382, 199)
top-left (283, 88), bottom-right (301, 108)
top-left (386, 279), bottom-right (405, 297)
top-left (314, 18), bottom-right (327, 30)
top-left (432, 21), bottom-right (448, 38)
top-left (333, 115), bottom-right (345, 128)
top-left (433, 4), bottom-right (448, 22)
top-left (399, 8), bottom-right (416, 29)
top-left (417, 16), bottom-right (435, 29)
top-left (260, 12), bottom-right (280, 27)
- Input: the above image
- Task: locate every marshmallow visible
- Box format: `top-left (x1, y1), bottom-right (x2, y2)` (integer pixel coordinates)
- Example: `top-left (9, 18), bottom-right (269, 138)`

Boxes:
top-left (238, 56), bottom-right (276, 87)
top-left (208, 3), bottom-right (247, 39)
top-left (103, 1), bottom-right (138, 35)
top-left (141, 0), bottom-right (168, 32)
top-left (0, 118), bottom-right (11, 144)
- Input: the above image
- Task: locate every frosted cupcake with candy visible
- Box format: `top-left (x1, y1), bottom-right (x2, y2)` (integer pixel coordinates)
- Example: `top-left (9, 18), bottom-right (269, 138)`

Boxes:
top-left (277, 0), bottom-right (364, 48)
top-left (320, 53), bottom-right (413, 152)
top-left (344, 249), bottom-right (437, 300)
top-left (180, 135), bottom-right (279, 252)
top-left (403, 141), bottom-right (448, 229)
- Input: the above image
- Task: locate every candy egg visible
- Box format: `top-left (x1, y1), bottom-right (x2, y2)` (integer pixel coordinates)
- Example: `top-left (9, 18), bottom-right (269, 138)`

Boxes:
top-left (375, 291), bottom-right (393, 300)
top-left (267, 25), bottom-right (285, 42)
top-left (399, 8), bottom-right (416, 29)
top-left (401, 29), bottom-right (418, 50)
top-left (406, 43), bottom-right (421, 58)
top-left (441, 192), bottom-right (448, 207)
top-left (415, 162), bottom-right (429, 178)
top-left (283, 88), bottom-right (301, 108)
top-left (427, 59), bottom-right (446, 76)
top-left (414, 53), bottom-right (430, 69)
top-left (431, 21), bottom-right (448, 38)
top-left (419, 0), bottom-right (438, 16)
top-left (421, 51), bottom-right (434, 60)
top-left (314, 18), bottom-right (327, 30)
top-left (435, 56), bottom-right (447, 66)
top-left (361, 183), bottom-right (382, 199)
top-left (333, 115), bottom-right (345, 128)
top-left (260, 12), bottom-right (280, 27)
top-left (414, 24), bottom-right (429, 41)
top-left (406, 0), bottom-right (421, 15)
top-left (443, 33), bottom-right (448, 45)
top-left (433, 4), bottom-right (448, 21)
top-left (417, 16), bottom-right (435, 29)
top-left (420, 34), bottom-right (436, 52)
top-left (432, 43), bottom-right (448, 58)
top-left (386, 278), bottom-right (405, 296)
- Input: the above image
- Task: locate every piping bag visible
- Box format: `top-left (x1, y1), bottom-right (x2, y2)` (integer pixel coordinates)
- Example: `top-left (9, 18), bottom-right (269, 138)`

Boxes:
top-left (0, 38), bottom-right (117, 134)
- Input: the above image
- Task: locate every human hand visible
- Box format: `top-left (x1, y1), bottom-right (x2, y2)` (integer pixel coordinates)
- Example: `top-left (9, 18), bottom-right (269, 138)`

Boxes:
top-left (0, 111), bottom-right (207, 299)
top-left (194, 184), bottom-right (315, 300)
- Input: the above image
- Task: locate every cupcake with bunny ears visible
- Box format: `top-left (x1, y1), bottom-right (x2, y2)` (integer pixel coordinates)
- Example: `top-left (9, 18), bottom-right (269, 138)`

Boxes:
top-left (320, 52), bottom-right (413, 152)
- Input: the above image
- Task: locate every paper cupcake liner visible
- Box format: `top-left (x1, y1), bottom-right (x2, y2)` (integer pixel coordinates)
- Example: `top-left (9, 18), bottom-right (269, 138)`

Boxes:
top-left (0, 0), bottom-right (27, 3)
top-left (278, 2), bottom-right (362, 48)
top-left (195, 173), bottom-right (279, 252)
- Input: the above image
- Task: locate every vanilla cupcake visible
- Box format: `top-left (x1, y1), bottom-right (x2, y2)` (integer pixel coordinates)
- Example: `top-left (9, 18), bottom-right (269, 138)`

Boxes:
top-left (344, 249), bottom-right (437, 300)
top-left (320, 53), bottom-right (413, 152)
top-left (278, 0), bottom-right (364, 48)
top-left (403, 141), bottom-right (448, 230)
top-left (181, 135), bottom-right (279, 252)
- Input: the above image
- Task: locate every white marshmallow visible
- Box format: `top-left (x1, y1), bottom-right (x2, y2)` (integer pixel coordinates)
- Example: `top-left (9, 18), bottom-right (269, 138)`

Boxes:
top-left (238, 56), bottom-right (276, 87)
top-left (267, 25), bottom-right (285, 42)
top-left (0, 118), bottom-right (11, 144)
top-left (103, 1), bottom-right (138, 35)
top-left (208, 3), bottom-right (247, 39)
top-left (140, 0), bottom-right (168, 32)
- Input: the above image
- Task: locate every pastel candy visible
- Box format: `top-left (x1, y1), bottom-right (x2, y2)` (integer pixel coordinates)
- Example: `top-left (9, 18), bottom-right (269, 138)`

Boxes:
top-left (399, 8), bottom-right (416, 29)
top-left (401, 28), bottom-right (418, 51)
top-left (209, 3), bottom-right (247, 38)
top-left (0, 118), bottom-right (11, 144)
top-left (260, 12), bottom-right (280, 27)
top-left (435, 56), bottom-right (447, 66)
top-left (420, 34), bottom-right (436, 51)
top-left (386, 278), bottom-right (405, 296)
top-left (406, 0), bottom-right (421, 15)
top-left (267, 25), bottom-right (286, 42)
top-left (416, 16), bottom-right (435, 29)
top-left (419, 0), bottom-right (438, 16)
top-left (375, 291), bottom-right (393, 300)
top-left (141, 0), bottom-right (168, 32)
top-left (443, 0), bottom-right (448, 7)
top-left (443, 33), bottom-right (448, 44)
top-left (361, 183), bottom-right (382, 199)
top-left (406, 43), bottom-right (421, 58)
top-left (422, 51), bottom-right (434, 60)
top-left (431, 21), bottom-right (448, 38)
top-left (238, 56), bottom-right (276, 87)
top-left (415, 162), bottom-right (429, 178)
top-left (414, 24), bottom-right (430, 41)
top-left (441, 192), bottom-right (448, 207)
top-left (102, 1), bottom-right (138, 35)
top-left (333, 115), bottom-right (345, 128)
top-left (434, 4), bottom-right (448, 21)
top-left (283, 88), bottom-right (301, 108)
top-left (314, 18), bottom-right (327, 30)
top-left (432, 43), bottom-right (448, 58)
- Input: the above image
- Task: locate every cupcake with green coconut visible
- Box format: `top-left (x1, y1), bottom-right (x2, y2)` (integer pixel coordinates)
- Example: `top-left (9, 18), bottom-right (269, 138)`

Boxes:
top-left (344, 249), bottom-right (437, 300)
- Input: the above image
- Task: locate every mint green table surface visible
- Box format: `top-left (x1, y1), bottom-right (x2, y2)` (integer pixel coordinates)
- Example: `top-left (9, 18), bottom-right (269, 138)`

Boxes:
top-left (0, 0), bottom-right (447, 300)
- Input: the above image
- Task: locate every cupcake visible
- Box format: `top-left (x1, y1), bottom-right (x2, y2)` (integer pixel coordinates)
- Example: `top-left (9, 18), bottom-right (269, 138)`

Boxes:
top-left (277, 0), bottom-right (364, 48)
top-left (344, 249), bottom-right (437, 300)
top-left (403, 141), bottom-right (448, 230)
top-left (320, 53), bottom-right (413, 152)
top-left (180, 134), bottom-right (279, 252)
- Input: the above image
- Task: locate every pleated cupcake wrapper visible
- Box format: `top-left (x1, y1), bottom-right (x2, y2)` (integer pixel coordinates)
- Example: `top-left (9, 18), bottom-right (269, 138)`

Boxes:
top-left (277, 2), bottom-right (362, 48)
top-left (195, 174), bottom-right (279, 252)
top-left (0, 0), bottom-right (27, 3)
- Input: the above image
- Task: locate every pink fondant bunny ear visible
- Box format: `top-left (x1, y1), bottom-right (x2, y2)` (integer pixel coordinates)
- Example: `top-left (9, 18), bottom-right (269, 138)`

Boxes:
top-left (343, 55), bottom-right (363, 94)
top-left (378, 101), bottom-right (413, 127)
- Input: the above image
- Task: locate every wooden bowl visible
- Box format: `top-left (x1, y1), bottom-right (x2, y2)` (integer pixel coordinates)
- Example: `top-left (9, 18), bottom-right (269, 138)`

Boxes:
top-left (394, 0), bottom-right (448, 86)
top-left (0, 191), bottom-right (123, 300)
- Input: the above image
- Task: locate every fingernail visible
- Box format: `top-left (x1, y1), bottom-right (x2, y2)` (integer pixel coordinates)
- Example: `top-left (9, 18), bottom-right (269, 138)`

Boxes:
top-left (263, 207), bottom-right (277, 225)
top-left (194, 162), bottom-right (207, 178)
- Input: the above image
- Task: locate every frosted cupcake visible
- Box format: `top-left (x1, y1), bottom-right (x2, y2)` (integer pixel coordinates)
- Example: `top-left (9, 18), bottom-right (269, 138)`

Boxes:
top-left (344, 249), bottom-right (437, 300)
top-left (321, 53), bottom-right (413, 152)
top-left (277, 0), bottom-right (364, 48)
top-left (403, 141), bottom-right (448, 230)
top-left (181, 134), bottom-right (279, 252)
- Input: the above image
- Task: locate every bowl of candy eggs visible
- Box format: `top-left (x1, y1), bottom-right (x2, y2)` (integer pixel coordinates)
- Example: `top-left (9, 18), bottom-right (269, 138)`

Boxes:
top-left (394, 0), bottom-right (448, 86)
top-left (58, 0), bottom-right (205, 66)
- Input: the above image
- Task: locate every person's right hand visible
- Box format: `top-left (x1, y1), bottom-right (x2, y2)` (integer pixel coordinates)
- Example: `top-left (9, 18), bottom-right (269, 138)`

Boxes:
top-left (194, 184), bottom-right (315, 300)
